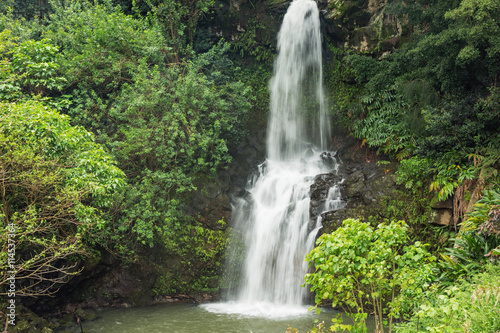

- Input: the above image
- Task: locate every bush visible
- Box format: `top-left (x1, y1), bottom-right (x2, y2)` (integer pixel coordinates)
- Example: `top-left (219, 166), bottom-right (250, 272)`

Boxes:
top-left (0, 100), bottom-right (124, 297)
top-left (305, 219), bottom-right (435, 333)
top-left (395, 265), bottom-right (500, 333)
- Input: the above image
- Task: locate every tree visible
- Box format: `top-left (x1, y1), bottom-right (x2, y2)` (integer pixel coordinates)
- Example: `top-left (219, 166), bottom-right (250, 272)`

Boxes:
top-left (0, 100), bottom-right (124, 297)
top-left (105, 56), bottom-right (251, 248)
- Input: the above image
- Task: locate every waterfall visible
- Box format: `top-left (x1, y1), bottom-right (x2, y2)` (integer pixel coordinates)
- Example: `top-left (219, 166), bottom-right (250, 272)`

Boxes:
top-left (203, 0), bottom-right (342, 317)
top-left (267, 0), bottom-right (330, 160)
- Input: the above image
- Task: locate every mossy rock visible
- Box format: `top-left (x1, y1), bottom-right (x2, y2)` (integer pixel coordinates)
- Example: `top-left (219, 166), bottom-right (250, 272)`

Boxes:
top-left (75, 308), bottom-right (97, 322)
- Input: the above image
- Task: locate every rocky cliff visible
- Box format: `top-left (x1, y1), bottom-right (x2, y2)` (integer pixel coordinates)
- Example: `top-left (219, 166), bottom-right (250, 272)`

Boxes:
top-left (198, 0), bottom-right (408, 56)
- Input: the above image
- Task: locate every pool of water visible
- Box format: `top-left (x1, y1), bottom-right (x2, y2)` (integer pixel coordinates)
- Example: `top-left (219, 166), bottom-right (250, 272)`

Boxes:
top-left (75, 302), bottom-right (374, 333)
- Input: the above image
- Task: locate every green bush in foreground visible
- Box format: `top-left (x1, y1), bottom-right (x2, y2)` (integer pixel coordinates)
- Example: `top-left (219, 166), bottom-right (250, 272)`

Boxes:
top-left (394, 264), bottom-right (500, 333)
top-left (305, 219), bottom-right (435, 333)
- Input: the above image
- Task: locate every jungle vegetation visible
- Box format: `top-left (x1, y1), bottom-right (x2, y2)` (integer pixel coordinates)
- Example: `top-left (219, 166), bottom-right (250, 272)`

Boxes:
top-left (0, 0), bottom-right (498, 332)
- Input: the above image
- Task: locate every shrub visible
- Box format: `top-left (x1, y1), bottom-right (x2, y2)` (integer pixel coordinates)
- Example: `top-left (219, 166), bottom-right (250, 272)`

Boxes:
top-left (305, 219), bottom-right (435, 333)
top-left (0, 100), bottom-right (124, 297)
top-left (395, 265), bottom-right (500, 333)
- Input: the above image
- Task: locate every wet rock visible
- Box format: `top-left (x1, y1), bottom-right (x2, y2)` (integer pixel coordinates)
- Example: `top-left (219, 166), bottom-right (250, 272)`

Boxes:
top-left (319, 133), bottom-right (400, 230)
top-left (192, 293), bottom-right (215, 304)
top-left (362, 190), bottom-right (376, 205)
top-left (59, 313), bottom-right (76, 330)
top-left (320, 151), bottom-right (338, 169)
top-left (228, 129), bottom-right (267, 191)
top-left (345, 170), bottom-right (365, 200)
top-left (310, 173), bottom-right (342, 201)
top-left (8, 306), bottom-right (56, 333)
top-left (309, 173), bottom-right (344, 219)
top-left (430, 209), bottom-right (453, 226)
top-left (75, 308), bottom-right (97, 322)
top-left (319, 210), bottom-right (345, 234)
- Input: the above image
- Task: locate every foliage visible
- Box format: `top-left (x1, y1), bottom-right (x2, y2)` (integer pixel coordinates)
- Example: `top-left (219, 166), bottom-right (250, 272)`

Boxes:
top-left (152, 219), bottom-right (228, 295)
top-left (0, 0), bottom-right (258, 299)
top-left (419, 93), bottom-right (500, 160)
top-left (9, 0), bottom-right (51, 21)
top-left (328, 0), bottom-right (500, 202)
top-left (437, 232), bottom-right (500, 283)
top-left (0, 0), bottom-right (15, 15)
top-left (44, 0), bottom-right (167, 116)
top-left (476, 191), bottom-right (500, 240)
top-left (8, 38), bottom-right (66, 97)
top-left (324, 44), bottom-right (364, 129)
top-left (103, 58), bottom-right (250, 248)
top-left (137, 0), bottom-right (214, 58)
top-left (0, 101), bottom-right (124, 297)
top-left (0, 29), bottom-right (20, 100)
top-left (395, 157), bottom-right (432, 195)
top-left (353, 87), bottom-right (411, 156)
top-left (232, 18), bottom-right (275, 64)
top-left (224, 53), bottom-right (272, 131)
top-left (38, 2), bottom-right (252, 255)
top-left (445, 0), bottom-right (500, 76)
top-left (429, 156), bottom-right (476, 202)
top-left (395, 264), bottom-right (500, 333)
top-left (305, 219), bottom-right (435, 333)
top-left (436, 189), bottom-right (500, 283)
top-left (373, 190), bottom-right (456, 258)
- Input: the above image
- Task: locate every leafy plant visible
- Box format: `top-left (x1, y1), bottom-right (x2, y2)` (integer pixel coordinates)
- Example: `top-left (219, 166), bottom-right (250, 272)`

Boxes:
top-left (395, 264), bottom-right (500, 333)
top-left (429, 161), bottom-right (476, 202)
top-left (0, 30), bottom-right (66, 101)
top-left (395, 156), bottom-right (432, 195)
top-left (0, 100), bottom-right (125, 297)
top-left (104, 59), bottom-right (250, 248)
top-left (10, 38), bottom-right (66, 95)
top-left (305, 219), bottom-right (435, 333)
top-left (437, 232), bottom-right (500, 283)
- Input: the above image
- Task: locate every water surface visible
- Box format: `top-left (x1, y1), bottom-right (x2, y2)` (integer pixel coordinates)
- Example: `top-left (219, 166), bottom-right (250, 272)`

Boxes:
top-left (77, 302), bottom-right (356, 333)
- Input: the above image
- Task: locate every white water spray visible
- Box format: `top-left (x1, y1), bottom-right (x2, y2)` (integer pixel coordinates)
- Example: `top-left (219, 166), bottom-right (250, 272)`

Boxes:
top-left (203, 0), bottom-right (342, 318)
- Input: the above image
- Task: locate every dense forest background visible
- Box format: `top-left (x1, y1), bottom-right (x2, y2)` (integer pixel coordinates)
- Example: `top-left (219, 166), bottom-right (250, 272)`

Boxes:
top-left (0, 0), bottom-right (499, 331)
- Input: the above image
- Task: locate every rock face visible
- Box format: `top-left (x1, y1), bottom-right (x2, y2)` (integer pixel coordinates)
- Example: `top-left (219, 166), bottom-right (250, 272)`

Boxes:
top-left (310, 172), bottom-right (343, 219)
top-left (197, 0), bottom-right (408, 57)
top-left (317, 131), bottom-right (400, 234)
top-left (430, 209), bottom-right (453, 226)
top-left (195, 0), bottom-right (291, 54)
top-left (318, 0), bottom-right (406, 54)
top-left (225, 128), bottom-right (267, 194)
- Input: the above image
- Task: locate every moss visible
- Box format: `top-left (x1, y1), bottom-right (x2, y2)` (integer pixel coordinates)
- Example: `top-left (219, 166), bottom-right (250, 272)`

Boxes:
top-left (152, 273), bottom-right (178, 296)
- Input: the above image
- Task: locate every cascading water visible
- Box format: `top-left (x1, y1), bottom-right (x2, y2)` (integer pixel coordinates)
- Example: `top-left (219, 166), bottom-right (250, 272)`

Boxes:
top-left (204, 0), bottom-right (342, 317)
top-left (267, 0), bottom-right (330, 161)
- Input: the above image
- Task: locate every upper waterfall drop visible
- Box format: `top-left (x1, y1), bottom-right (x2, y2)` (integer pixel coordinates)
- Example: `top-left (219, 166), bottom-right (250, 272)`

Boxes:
top-left (267, 0), bottom-right (330, 161)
